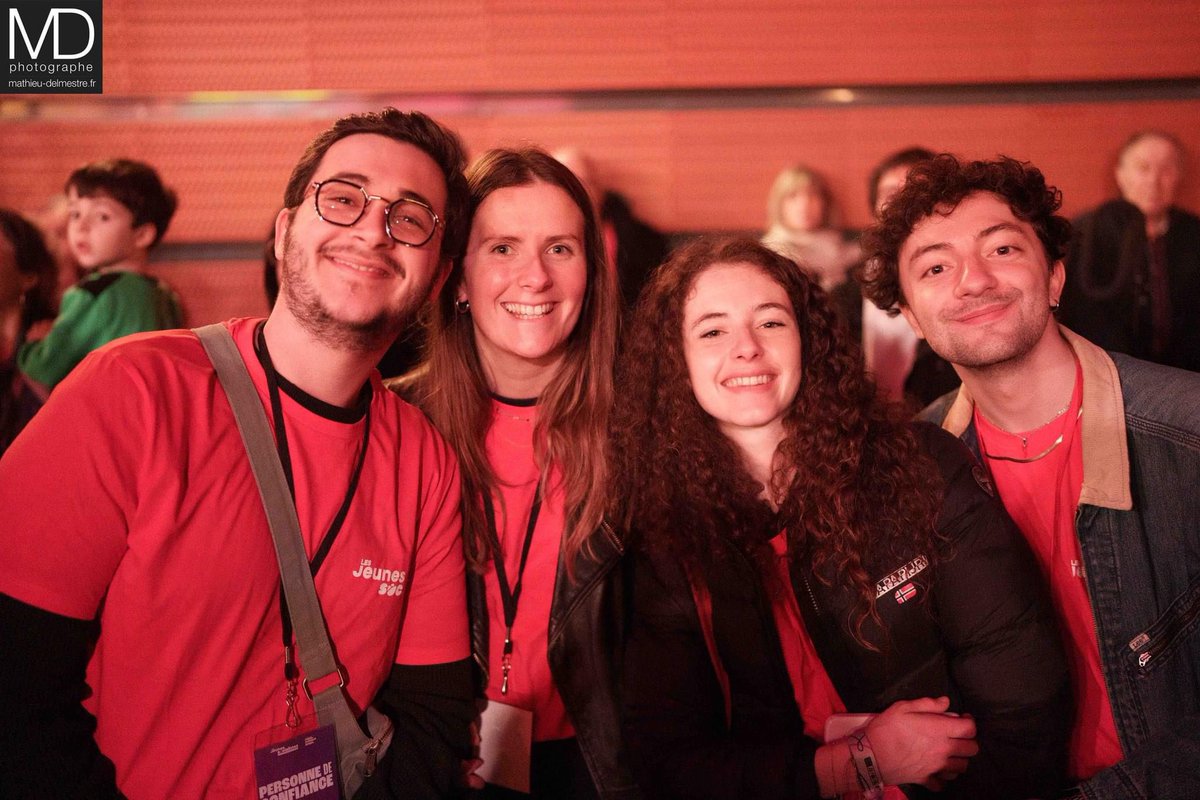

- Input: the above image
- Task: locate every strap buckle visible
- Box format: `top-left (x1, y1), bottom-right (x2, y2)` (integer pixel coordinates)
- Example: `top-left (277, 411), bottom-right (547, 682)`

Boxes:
top-left (301, 665), bottom-right (348, 699)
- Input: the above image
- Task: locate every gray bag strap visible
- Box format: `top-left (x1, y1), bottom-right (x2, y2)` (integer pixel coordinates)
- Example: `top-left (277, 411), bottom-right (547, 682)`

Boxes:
top-left (193, 323), bottom-right (380, 785)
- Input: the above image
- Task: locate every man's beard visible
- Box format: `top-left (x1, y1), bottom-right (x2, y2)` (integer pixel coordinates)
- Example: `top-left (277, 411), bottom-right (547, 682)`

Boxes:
top-left (279, 232), bottom-right (425, 352)
top-left (928, 291), bottom-right (1048, 371)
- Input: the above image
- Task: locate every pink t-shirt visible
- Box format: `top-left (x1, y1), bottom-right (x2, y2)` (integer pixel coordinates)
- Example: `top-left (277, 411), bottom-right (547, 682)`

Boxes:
top-left (976, 363), bottom-right (1123, 780)
top-left (0, 318), bottom-right (469, 799)
top-left (481, 397), bottom-right (574, 741)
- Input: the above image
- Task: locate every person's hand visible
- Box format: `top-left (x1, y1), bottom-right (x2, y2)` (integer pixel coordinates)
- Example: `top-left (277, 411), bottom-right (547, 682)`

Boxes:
top-left (458, 718), bottom-right (485, 790)
top-left (866, 696), bottom-right (978, 791)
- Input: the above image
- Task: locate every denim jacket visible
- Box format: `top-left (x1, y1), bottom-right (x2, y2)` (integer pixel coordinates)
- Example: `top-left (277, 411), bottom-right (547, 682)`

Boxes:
top-left (921, 326), bottom-right (1200, 799)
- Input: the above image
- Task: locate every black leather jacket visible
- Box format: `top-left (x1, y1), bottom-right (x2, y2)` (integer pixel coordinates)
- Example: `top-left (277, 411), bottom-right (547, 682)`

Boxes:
top-left (620, 423), bottom-right (1072, 800)
top-left (469, 520), bottom-right (643, 800)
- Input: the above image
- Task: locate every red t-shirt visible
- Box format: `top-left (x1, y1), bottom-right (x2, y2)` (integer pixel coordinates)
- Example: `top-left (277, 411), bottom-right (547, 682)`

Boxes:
top-left (975, 364), bottom-right (1123, 780)
top-left (481, 397), bottom-right (574, 741)
top-left (0, 318), bottom-right (469, 799)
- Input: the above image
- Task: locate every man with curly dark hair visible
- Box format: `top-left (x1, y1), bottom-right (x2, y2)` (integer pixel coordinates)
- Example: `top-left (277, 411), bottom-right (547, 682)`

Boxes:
top-left (861, 154), bottom-right (1200, 799)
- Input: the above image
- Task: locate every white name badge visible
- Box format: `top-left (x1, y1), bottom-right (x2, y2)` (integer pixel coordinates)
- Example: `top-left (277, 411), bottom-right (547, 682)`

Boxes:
top-left (478, 699), bottom-right (534, 793)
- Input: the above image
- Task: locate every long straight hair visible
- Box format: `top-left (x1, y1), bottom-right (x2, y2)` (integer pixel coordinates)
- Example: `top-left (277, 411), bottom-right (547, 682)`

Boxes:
top-left (413, 148), bottom-right (618, 575)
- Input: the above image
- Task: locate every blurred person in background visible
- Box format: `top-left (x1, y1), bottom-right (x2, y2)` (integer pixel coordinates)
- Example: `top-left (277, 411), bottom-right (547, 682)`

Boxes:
top-left (858, 147), bottom-right (958, 408)
top-left (1062, 130), bottom-right (1199, 371)
top-left (0, 209), bottom-right (57, 454)
top-left (553, 147), bottom-right (670, 315)
top-left (762, 164), bottom-right (861, 337)
top-left (30, 193), bottom-right (82, 308)
top-left (18, 159), bottom-right (183, 393)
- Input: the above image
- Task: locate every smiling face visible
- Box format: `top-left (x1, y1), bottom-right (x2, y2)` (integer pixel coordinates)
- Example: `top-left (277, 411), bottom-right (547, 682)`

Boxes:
top-left (66, 188), bottom-right (154, 271)
top-left (897, 192), bottom-right (1063, 370)
top-left (273, 133), bottom-right (448, 351)
top-left (682, 262), bottom-right (802, 455)
top-left (459, 180), bottom-right (589, 397)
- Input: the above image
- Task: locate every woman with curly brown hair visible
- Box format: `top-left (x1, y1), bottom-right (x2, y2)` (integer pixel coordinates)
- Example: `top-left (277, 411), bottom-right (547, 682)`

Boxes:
top-left (611, 237), bottom-right (1071, 800)
top-left (399, 147), bottom-right (637, 799)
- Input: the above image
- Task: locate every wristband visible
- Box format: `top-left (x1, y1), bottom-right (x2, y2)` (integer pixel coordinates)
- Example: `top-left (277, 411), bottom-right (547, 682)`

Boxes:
top-left (847, 727), bottom-right (885, 800)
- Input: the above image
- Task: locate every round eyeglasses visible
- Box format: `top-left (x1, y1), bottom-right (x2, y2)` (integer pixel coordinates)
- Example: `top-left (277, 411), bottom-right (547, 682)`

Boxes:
top-left (310, 179), bottom-right (441, 248)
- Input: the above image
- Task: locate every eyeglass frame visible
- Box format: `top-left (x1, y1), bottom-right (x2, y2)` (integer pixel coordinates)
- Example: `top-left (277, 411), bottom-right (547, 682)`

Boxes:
top-left (308, 179), bottom-right (443, 248)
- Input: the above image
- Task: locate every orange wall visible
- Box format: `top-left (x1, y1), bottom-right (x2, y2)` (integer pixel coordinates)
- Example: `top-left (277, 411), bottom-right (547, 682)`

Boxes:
top-left (5, 101), bottom-right (1197, 239)
top-left (81, 1), bottom-right (1200, 93)
top-left (2, 1), bottom-right (1197, 323)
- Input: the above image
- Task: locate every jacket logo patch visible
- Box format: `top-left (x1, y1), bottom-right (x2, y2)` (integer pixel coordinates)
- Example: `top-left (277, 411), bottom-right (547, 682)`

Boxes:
top-left (875, 555), bottom-right (929, 598)
top-left (894, 582), bottom-right (918, 604)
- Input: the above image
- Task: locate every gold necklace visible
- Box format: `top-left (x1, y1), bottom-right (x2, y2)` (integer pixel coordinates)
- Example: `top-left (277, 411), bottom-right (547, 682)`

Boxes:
top-left (981, 406), bottom-right (1082, 464)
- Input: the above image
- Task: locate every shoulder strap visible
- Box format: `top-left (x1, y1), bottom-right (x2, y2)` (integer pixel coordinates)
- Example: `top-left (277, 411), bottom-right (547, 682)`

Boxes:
top-left (192, 324), bottom-right (364, 743)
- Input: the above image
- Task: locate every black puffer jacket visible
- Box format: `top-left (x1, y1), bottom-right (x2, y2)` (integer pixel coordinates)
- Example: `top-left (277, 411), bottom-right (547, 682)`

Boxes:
top-left (620, 423), bottom-right (1071, 800)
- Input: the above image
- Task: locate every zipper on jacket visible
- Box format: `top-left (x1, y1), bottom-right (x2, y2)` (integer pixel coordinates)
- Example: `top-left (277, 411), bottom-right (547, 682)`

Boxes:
top-left (800, 572), bottom-right (822, 616)
top-left (1127, 583), bottom-right (1200, 672)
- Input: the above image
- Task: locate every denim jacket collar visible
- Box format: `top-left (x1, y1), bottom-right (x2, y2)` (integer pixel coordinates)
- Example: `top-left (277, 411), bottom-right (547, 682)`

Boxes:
top-left (939, 324), bottom-right (1132, 511)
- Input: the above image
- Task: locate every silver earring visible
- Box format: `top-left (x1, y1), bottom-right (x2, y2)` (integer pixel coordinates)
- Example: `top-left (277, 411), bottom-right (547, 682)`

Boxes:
top-left (455, 298), bottom-right (470, 314)
top-left (1050, 299), bottom-right (1061, 312)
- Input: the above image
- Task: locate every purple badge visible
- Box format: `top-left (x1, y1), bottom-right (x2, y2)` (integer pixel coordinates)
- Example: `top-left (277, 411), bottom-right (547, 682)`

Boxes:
top-left (254, 723), bottom-right (339, 800)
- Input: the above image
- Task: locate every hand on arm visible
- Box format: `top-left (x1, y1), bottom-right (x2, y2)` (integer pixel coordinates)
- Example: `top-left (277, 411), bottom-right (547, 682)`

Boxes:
top-left (814, 696), bottom-right (978, 797)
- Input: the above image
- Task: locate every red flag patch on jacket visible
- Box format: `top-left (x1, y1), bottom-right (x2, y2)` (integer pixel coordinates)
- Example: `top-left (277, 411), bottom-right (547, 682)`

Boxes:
top-left (894, 582), bottom-right (918, 604)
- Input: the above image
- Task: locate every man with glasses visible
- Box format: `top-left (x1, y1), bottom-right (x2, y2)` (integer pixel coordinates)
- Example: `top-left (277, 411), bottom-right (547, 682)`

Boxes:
top-left (0, 109), bottom-right (474, 799)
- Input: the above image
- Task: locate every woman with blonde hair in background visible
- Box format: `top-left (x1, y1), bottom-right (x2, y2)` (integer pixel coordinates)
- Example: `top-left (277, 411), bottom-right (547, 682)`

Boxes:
top-left (762, 165), bottom-right (862, 337)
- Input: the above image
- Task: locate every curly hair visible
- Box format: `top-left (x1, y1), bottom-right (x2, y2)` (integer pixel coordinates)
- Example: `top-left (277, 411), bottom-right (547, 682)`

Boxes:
top-left (860, 154), bottom-right (1073, 314)
top-left (611, 236), bottom-right (945, 645)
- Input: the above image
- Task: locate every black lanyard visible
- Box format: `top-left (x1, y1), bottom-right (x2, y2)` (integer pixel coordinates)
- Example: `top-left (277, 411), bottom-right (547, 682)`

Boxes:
top-left (481, 480), bottom-right (542, 694)
top-left (254, 323), bottom-right (371, 720)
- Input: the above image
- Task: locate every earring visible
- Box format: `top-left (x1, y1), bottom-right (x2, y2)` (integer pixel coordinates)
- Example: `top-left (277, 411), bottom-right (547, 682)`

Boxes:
top-left (454, 298), bottom-right (470, 314)
top-left (1050, 299), bottom-right (1061, 312)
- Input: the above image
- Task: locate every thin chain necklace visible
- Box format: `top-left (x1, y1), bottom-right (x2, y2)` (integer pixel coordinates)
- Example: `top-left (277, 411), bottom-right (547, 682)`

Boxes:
top-left (981, 405), bottom-right (1082, 463)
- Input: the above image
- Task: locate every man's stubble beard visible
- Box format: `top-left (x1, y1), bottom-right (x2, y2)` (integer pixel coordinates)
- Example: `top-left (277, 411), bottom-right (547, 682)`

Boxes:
top-left (279, 230), bottom-right (429, 353)
top-left (930, 298), bottom-right (1049, 373)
